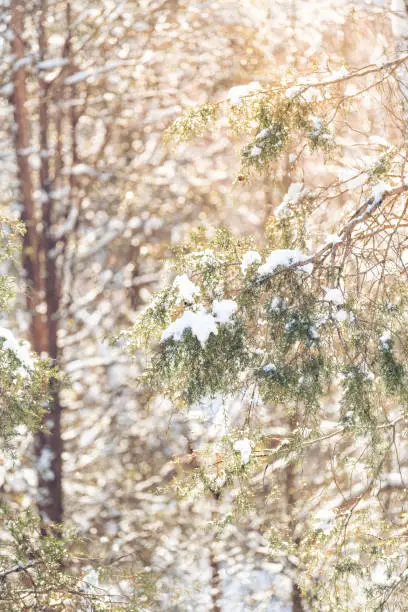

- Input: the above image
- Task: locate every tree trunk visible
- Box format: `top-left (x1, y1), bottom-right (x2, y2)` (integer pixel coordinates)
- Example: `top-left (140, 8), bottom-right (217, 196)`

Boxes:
top-left (285, 410), bottom-right (304, 612)
top-left (11, 0), bottom-right (45, 353)
top-left (210, 492), bottom-right (222, 612)
top-left (36, 0), bottom-right (63, 527)
top-left (11, 0), bottom-right (63, 526)
top-left (285, 459), bottom-right (304, 612)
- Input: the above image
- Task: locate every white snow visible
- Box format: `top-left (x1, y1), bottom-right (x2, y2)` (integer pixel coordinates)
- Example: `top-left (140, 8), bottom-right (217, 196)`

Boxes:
top-left (82, 567), bottom-right (99, 589)
top-left (256, 127), bottom-right (271, 140)
top-left (0, 327), bottom-right (34, 373)
top-left (241, 250), bottom-right (261, 274)
top-left (65, 60), bottom-right (127, 86)
top-left (189, 393), bottom-right (234, 440)
top-left (314, 507), bottom-right (335, 534)
top-left (233, 438), bottom-right (252, 465)
top-left (380, 330), bottom-right (391, 349)
top-left (161, 308), bottom-right (218, 347)
top-left (371, 562), bottom-right (391, 587)
top-left (326, 233), bottom-right (342, 245)
top-left (324, 287), bottom-right (344, 306)
top-left (37, 58), bottom-right (69, 71)
top-left (285, 85), bottom-right (302, 98)
top-left (361, 362), bottom-right (375, 381)
top-left (369, 135), bottom-right (389, 147)
top-left (50, 186), bottom-right (69, 199)
top-left (328, 66), bottom-right (349, 81)
top-left (37, 189), bottom-right (49, 204)
top-left (161, 299), bottom-right (237, 347)
top-left (335, 309), bottom-right (348, 322)
top-left (173, 274), bottom-right (200, 304)
top-left (263, 363), bottom-right (276, 373)
top-left (372, 181), bottom-right (391, 204)
top-left (275, 182), bottom-right (304, 218)
top-left (0, 83), bottom-right (14, 96)
top-left (250, 145), bottom-right (262, 157)
top-left (310, 117), bottom-right (323, 135)
top-left (14, 57), bottom-right (32, 71)
top-left (270, 296), bottom-right (285, 312)
top-left (70, 163), bottom-right (97, 176)
top-left (37, 447), bottom-right (55, 482)
top-left (227, 81), bottom-right (261, 106)
top-left (144, 217), bottom-right (162, 233)
top-left (53, 206), bottom-right (79, 240)
top-left (258, 249), bottom-right (313, 277)
top-left (17, 147), bottom-right (34, 157)
top-left (212, 299), bottom-right (237, 324)
top-left (65, 69), bottom-right (93, 85)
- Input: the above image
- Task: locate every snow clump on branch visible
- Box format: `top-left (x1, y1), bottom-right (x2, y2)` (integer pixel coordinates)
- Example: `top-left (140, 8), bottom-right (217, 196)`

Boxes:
top-left (274, 182), bottom-right (304, 219)
top-left (212, 299), bottom-right (237, 324)
top-left (257, 249), bottom-right (313, 277)
top-left (0, 326), bottom-right (34, 374)
top-left (161, 308), bottom-right (218, 347)
top-left (324, 288), bottom-right (345, 306)
top-left (241, 250), bottom-right (261, 275)
top-left (161, 299), bottom-right (238, 347)
top-left (173, 274), bottom-right (200, 304)
top-left (233, 438), bottom-right (252, 465)
top-left (227, 81), bottom-right (261, 106)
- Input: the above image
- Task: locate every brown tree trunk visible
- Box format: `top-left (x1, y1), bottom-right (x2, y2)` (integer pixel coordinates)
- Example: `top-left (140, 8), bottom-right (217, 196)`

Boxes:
top-left (11, 0), bottom-right (45, 353)
top-left (210, 491), bottom-right (222, 612)
top-left (36, 0), bottom-right (63, 527)
top-left (285, 412), bottom-right (304, 612)
top-left (11, 0), bottom-right (63, 526)
top-left (285, 460), bottom-right (304, 612)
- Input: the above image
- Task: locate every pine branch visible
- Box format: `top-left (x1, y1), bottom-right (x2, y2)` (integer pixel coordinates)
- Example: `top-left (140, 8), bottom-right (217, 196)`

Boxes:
top-left (0, 560), bottom-right (37, 580)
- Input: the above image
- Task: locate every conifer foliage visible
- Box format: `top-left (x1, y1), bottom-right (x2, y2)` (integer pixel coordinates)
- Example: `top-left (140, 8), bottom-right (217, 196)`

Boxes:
top-left (0, 225), bottom-right (153, 611)
top-left (130, 53), bottom-right (408, 610)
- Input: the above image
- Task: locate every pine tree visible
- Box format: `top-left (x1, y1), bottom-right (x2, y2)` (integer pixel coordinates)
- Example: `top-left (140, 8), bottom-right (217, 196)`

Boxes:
top-left (130, 51), bottom-right (408, 610)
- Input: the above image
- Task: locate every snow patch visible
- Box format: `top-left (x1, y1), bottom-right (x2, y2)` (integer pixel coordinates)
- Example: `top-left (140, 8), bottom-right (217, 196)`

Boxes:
top-left (256, 127), bottom-right (271, 140)
top-left (275, 182), bottom-right (304, 218)
top-left (380, 330), bottom-right (391, 350)
top-left (310, 117), bottom-right (323, 135)
top-left (173, 274), bottom-right (200, 304)
top-left (326, 233), bottom-right (342, 245)
top-left (161, 308), bottom-right (218, 347)
top-left (37, 58), bottom-right (69, 71)
top-left (372, 181), bottom-right (391, 204)
top-left (0, 327), bottom-right (34, 373)
top-left (324, 287), bottom-right (344, 306)
top-left (212, 299), bottom-right (237, 324)
top-left (335, 309), bottom-right (348, 322)
top-left (241, 250), bottom-right (261, 275)
top-left (233, 438), bottom-right (252, 465)
top-left (70, 163), bottom-right (97, 176)
top-left (258, 249), bottom-right (313, 277)
top-left (37, 448), bottom-right (55, 482)
top-left (250, 145), bottom-right (262, 157)
top-left (228, 81), bottom-right (261, 106)
top-left (82, 567), bottom-right (99, 590)
top-left (0, 83), bottom-right (14, 96)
